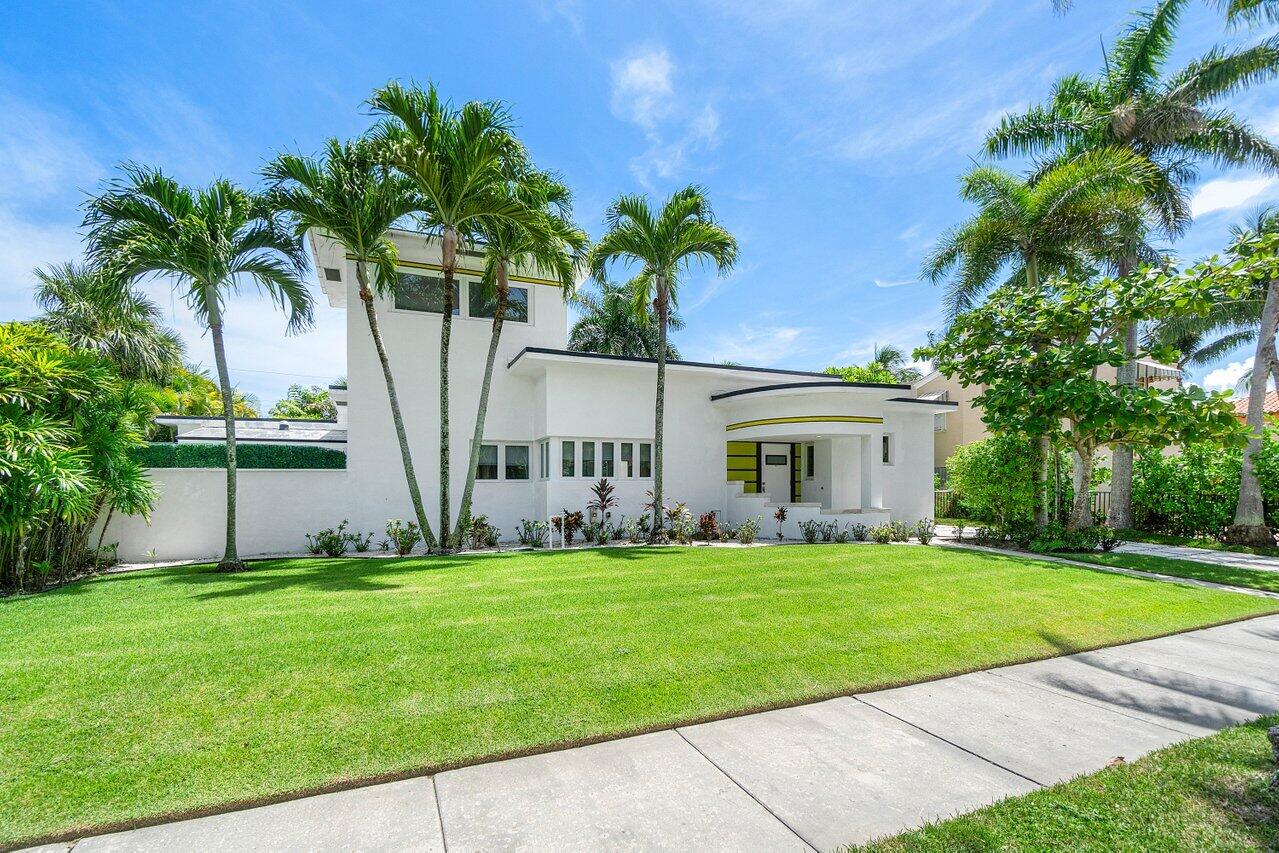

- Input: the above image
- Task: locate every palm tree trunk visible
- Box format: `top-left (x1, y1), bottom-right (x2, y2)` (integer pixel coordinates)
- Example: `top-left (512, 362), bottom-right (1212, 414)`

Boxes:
top-left (356, 261), bottom-right (437, 549)
top-left (439, 227), bottom-right (457, 550)
top-left (651, 282), bottom-right (668, 540)
top-left (1024, 252), bottom-right (1050, 527)
top-left (1068, 443), bottom-right (1095, 531)
top-left (457, 262), bottom-right (507, 544)
top-left (208, 299), bottom-right (245, 573)
top-left (1108, 256), bottom-right (1137, 530)
top-left (1227, 278), bottom-right (1279, 545)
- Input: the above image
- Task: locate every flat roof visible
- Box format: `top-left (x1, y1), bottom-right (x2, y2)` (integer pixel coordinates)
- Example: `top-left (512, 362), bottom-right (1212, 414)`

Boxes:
top-left (507, 347), bottom-right (913, 386)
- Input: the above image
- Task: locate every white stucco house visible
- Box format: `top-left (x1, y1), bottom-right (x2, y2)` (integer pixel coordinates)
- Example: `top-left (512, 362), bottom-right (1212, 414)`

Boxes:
top-left (104, 230), bottom-right (956, 560)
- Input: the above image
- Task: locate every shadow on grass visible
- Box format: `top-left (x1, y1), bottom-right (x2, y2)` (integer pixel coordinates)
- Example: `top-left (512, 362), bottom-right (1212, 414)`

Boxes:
top-left (37, 544), bottom-right (666, 602)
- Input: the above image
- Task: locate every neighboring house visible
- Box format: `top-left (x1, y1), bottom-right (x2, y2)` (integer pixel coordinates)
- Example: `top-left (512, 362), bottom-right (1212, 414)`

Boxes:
top-left (156, 400), bottom-right (348, 451)
top-left (105, 230), bottom-right (954, 559)
top-left (1231, 391), bottom-right (1279, 422)
top-left (919, 361), bottom-right (1182, 483)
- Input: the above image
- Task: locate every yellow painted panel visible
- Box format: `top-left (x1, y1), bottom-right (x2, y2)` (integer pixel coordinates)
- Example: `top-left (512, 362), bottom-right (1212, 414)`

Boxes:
top-left (726, 415), bottom-right (883, 432)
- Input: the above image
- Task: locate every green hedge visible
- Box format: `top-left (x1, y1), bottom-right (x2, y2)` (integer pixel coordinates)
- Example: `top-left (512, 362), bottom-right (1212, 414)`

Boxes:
top-left (133, 442), bottom-right (346, 470)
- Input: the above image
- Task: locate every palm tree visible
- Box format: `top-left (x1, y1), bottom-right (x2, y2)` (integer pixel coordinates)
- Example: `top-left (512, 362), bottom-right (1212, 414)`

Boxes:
top-left (454, 171), bottom-right (587, 541)
top-left (987, 0), bottom-right (1279, 528)
top-left (867, 344), bottom-right (922, 383)
top-left (35, 261), bottom-right (184, 384)
top-left (1155, 209), bottom-right (1279, 544)
top-left (569, 279), bottom-right (685, 359)
top-left (83, 166), bottom-right (312, 572)
top-left (589, 186), bottom-right (738, 538)
top-left (925, 150), bottom-right (1155, 524)
top-left (263, 137), bottom-right (438, 549)
top-left (369, 81), bottom-right (538, 548)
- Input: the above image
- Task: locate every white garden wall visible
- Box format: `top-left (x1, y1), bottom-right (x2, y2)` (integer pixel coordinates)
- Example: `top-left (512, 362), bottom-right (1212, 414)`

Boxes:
top-left (101, 469), bottom-right (351, 562)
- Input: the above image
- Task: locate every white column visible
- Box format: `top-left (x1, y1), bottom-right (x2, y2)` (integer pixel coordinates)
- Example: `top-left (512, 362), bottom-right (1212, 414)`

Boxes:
top-left (861, 431), bottom-right (884, 509)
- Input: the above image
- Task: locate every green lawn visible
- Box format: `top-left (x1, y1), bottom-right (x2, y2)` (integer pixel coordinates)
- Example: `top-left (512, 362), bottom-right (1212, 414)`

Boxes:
top-left (1062, 550), bottom-right (1279, 594)
top-left (3, 545), bottom-right (1276, 847)
top-left (854, 713), bottom-right (1279, 851)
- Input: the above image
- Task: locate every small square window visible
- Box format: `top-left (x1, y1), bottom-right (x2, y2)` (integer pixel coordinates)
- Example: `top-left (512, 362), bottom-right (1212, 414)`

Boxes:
top-left (640, 443), bottom-right (652, 478)
top-left (582, 441), bottom-right (595, 478)
top-left (469, 284), bottom-right (529, 323)
top-left (505, 445), bottom-right (529, 480)
top-left (395, 273), bottom-right (459, 314)
top-left (561, 441), bottom-right (575, 478)
top-left (602, 442), bottom-right (615, 477)
top-left (477, 444), bottom-right (498, 480)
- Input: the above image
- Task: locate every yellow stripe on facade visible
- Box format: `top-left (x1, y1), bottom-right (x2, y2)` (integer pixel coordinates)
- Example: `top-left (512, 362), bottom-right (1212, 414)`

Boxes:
top-left (725, 415), bottom-right (883, 432)
top-left (343, 253), bottom-right (563, 287)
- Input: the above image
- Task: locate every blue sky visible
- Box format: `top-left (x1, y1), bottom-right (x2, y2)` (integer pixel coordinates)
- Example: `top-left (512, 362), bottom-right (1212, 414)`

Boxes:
top-left (3, 0), bottom-right (1278, 407)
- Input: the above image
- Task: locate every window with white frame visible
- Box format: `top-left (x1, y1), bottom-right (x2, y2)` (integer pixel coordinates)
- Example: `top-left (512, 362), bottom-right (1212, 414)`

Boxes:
top-left (476, 443), bottom-right (531, 481)
top-left (882, 434), bottom-right (895, 466)
top-left (620, 442), bottom-right (633, 477)
top-left (639, 442), bottom-right (652, 478)
top-left (477, 444), bottom-right (499, 480)
top-left (469, 284), bottom-right (529, 323)
top-left (805, 443), bottom-right (815, 479)
top-left (395, 273), bottom-right (459, 314)
top-left (602, 442), bottom-right (615, 477)
top-left (505, 445), bottom-right (530, 480)
top-left (561, 440), bottom-right (576, 477)
top-left (582, 441), bottom-right (595, 478)
top-left (539, 440), bottom-right (550, 479)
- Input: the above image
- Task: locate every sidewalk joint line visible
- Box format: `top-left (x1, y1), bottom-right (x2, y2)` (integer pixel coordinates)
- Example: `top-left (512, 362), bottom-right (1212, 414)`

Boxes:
top-left (432, 775), bottom-right (449, 853)
top-left (673, 728), bottom-right (819, 853)
top-left (850, 696), bottom-right (1046, 789)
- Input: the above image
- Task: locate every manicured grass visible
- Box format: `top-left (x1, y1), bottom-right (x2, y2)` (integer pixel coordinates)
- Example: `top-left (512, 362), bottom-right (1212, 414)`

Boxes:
top-left (3, 546), bottom-right (1275, 846)
top-left (1062, 551), bottom-right (1279, 594)
top-left (1117, 528), bottom-right (1279, 559)
top-left (854, 713), bottom-right (1279, 851)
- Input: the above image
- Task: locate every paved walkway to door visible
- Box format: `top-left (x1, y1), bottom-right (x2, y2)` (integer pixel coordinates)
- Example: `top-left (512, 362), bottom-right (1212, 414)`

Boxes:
top-left (32, 613), bottom-right (1279, 853)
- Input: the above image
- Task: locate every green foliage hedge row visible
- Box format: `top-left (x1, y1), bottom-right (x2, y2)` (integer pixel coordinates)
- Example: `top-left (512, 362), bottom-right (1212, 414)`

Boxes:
top-left (133, 442), bottom-right (346, 470)
top-left (1132, 429), bottom-right (1279, 538)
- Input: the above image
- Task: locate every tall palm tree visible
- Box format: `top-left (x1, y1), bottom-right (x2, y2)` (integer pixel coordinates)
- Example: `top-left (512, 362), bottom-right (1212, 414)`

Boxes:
top-left (1155, 209), bottom-right (1279, 544)
top-left (263, 137), bottom-right (438, 549)
top-left (925, 150), bottom-right (1155, 524)
top-left (569, 279), bottom-right (685, 359)
top-left (34, 261), bottom-right (184, 383)
top-left (83, 166), bottom-right (312, 572)
top-left (368, 81), bottom-right (538, 548)
top-left (589, 186), bottom-right (738, 538)
top-left (988, 0), bottom-right (1279, 528)
top-left (455, 171), bottom-right (587, 541)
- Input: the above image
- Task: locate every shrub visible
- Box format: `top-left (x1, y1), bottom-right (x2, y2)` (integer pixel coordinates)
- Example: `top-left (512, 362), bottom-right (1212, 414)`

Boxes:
top-left (552, 511), bottom-right (584, 545)
top-left (1132, 441), bottom-right (1244, 538)
top-left (915, 519), bottom-right (936, 545)
top-left (868, 524), bottom-right (893, 544)
top-left (385, 519), bottom-right (421, 556)
top-left (889, 520), bottom-right (912, 542)
top-left (466, 515), bottom-right (499, 550)
top-left (973, 525), bottom-right (1004, 546)
top-left (798, 519), bottom-right (821, 544)
top-left (1030, 521), bottom-right (1102, 554)
top-left (947, 435), bottom-right (1037, 526)
top-left (349, 530), bottom-right (373, 552)
top-left (134, 441), bottom-right (346, 469)
top-left (833, 527), bottom-right (850, 544)
top-left (774, 506), bottom-right (788, 540)
top-left (624, 516), bottom-right (648, 543)
top-left (848, 523), bottom-right (869, 542)
top-left (517, 519), bottom-right (549, 548)
top-left (698, 511), bottom-right (721, 542)
top-left (737, 516), bottom-right (761, 545)
top-left (670, 507), bottom-right (696, 544)
top-left (819, 521), bottom-right (838, 543)
top-left (1098, 525), bottom-right (1120, 552)
top-left (306, 520), bottom-right (353, 557)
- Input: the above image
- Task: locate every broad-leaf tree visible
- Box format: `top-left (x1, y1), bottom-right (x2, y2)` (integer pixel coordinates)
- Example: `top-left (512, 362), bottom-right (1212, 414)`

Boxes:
top-left (988, 0), bottom-right (1279, 528)
top-left (455, 170), bottom-right (587, 541)
top-left (264, 137), bottom-right (438, 549)
top-left (589, 186), bottom-right (738, 538)
top-left (920, 268), bottom-right (1249, 530)
top-left (924, 149), bottom-right (1155, 523)
top-left (268, 384), bottom-right (338, 420)
top-left (84, 166), bottom-right (312, 572)
top-left (35, 261), bottom-right (183, 384)
top-left (369, 81), bottom-right (538, 548)
top-left (568, 279), bottom-right (685, 359)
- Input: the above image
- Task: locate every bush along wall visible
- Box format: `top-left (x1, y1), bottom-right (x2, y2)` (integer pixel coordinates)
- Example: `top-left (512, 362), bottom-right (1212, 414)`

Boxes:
top-left (133, 442), bottom-right (346, 470)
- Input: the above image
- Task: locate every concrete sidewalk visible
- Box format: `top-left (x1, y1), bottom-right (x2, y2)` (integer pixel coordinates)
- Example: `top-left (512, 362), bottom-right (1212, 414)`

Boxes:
top-left (32, 613), bottom-right (1279, 853)
top-left (1114, 540), bottom-right (1279, 573)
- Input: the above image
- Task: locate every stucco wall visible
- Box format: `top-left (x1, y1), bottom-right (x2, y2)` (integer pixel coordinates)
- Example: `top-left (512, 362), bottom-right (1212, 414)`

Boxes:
top-left (101, 469), bottom-right (351, 561)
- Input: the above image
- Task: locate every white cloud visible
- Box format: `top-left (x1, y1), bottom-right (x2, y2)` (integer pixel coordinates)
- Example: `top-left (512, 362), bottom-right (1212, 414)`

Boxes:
top-left (611, 47), bottom-right (675, 131)
top-left (699, 323), bottom-right (809, 366)
top-left (1190, 177), bottom-right (1279, 218)
top-left (873, 278), bottom-right (915, 289)
top-left (0, 93), bottom-right (102, 204)
top-left (1202, 359), bottom-right (1252, 393)
top-left (530, 0), bottom-right (583, 33)
top-left (0, 208), bottom-right (84, 319)
top-left (685, 262), bottom-right (757, 313)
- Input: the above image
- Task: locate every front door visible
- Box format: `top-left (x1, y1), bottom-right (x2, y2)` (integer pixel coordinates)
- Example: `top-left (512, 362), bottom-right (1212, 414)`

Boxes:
top-left (760, 442), bottom-right (792, 501)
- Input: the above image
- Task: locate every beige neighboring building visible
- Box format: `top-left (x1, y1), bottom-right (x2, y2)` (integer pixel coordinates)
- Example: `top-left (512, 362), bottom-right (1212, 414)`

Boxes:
top-left (917, 361), bottom-right (1183, 483)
